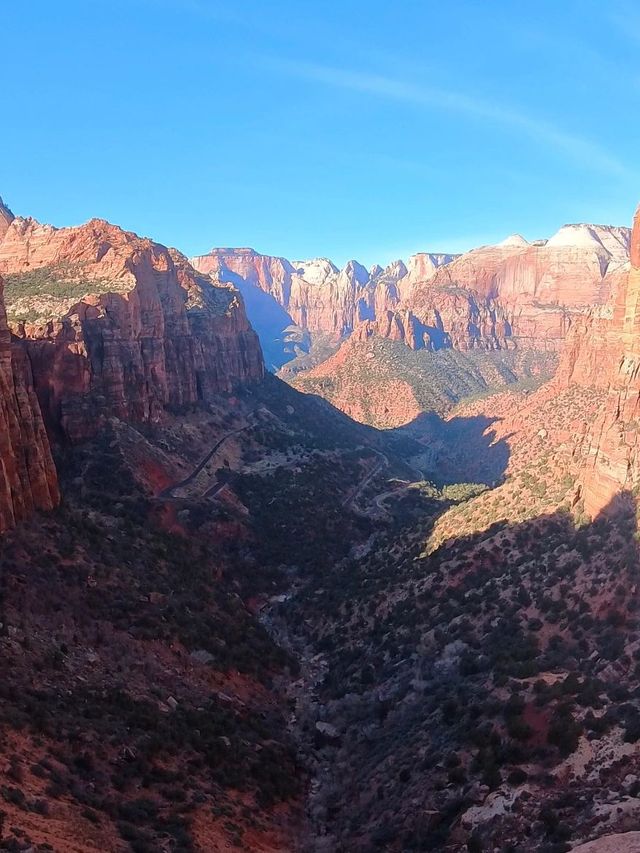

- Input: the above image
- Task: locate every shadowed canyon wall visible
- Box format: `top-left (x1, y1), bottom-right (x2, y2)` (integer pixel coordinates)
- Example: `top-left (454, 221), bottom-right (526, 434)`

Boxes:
top-left (0, 272), bottom-right (59, 532)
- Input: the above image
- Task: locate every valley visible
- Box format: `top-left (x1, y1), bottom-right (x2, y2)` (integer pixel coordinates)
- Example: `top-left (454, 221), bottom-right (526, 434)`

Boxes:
top-left (190, 222), bottom-right (628, 431)
top-left (1, 195), bottom-right (640, 853)
top-left (7, 0), bottom-right (640, 848)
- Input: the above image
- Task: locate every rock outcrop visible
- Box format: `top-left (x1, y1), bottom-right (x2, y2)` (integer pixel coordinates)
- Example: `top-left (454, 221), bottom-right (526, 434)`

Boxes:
top-left (0, 217), bottom-right (264, 442)
top-left (0, 274), bottom-right (58, 533)
top-left (355, 287), bottom-right (513, 352)
top-left (554, 209), bottom-right (640, 515)
top-left (0, 196), bottom-right (14, 241)
top-left (571, 833), bottom-right (640, 853)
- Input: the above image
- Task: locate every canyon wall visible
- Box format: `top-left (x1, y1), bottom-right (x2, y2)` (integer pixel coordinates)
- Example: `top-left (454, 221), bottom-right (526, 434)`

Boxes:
top-left (191, 247), bottom-right (461, 341)
top-left (354, 289), bottom-right (514, 352)
top-left (191, 247), bottom-right (382, 338)
top-left (422, 225), bottom-right (629, 351)
top-left (0, 273), bottom-right (59, 533)
top-left (554, 211), bottom-right (640, 515)
top-left (0, 217), bottom-right (264, 442)
top-left (192, 225), bottom-right (629, 367)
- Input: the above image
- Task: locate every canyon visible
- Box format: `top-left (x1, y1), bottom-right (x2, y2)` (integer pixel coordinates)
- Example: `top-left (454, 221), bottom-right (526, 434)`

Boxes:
top-left (192, 223), bottom-right (629, 362)
top-left (192, 223), bottom-right (630, 428)
top-left (2, 196), bottom-right (640, 852)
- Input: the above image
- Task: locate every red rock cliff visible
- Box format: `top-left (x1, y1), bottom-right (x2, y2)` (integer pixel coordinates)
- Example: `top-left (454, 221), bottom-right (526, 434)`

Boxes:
top-left (0, 274), bottom-right (59, 532)
top-left (192, 227), bottom-right (629, 359)
top-left (554, 209), bottom-right (640, 515)
top-left (354, 286), bottom-right (514, 352)
top-left (191, 248), bottom-right (379, 337)
top-left (0, 218), bottom-right (264, 442)
top-left (424, 226), bottom-right (629, 351)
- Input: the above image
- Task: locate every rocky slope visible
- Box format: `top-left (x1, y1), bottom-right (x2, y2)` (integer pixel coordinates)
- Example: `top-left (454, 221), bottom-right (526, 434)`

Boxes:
top-left (0, 216), bottom-right (264, 442)
top-left (0, 389), bottom-right (311, 851)
top-left (0, 274), bottom-right (58, 532)
top-left (291, 335), bottom-right (555, 428)
top-left (0, 352), bottom-right (425, 851)
top-left (247, 376), bottom-right (640, 852)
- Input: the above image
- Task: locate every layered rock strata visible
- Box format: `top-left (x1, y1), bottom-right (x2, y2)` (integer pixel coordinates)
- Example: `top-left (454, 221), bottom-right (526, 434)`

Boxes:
top-left (0, 217), bottom-right (264, 442)
top-left (554, 210), bottom-right (640, 514)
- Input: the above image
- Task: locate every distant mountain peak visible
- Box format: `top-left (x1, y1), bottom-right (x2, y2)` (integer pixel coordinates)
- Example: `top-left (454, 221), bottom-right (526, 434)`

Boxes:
top-left (0, 195), bottom-right (15, 240)
top-left (498, 234), bottom-right (529, 247)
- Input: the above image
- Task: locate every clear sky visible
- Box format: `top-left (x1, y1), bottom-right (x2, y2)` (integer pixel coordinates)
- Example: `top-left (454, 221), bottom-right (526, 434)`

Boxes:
top-left (3, 0), bottom-right (640, 267)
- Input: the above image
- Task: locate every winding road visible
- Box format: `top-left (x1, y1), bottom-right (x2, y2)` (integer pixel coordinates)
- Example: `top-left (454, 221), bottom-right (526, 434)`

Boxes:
top-left (342, 450), bottom-right (389, 509)
top-left (159, 414), bottom-right (255, 499)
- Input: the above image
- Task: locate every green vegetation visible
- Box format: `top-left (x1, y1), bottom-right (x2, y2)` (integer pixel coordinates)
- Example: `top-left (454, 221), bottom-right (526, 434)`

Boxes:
top-left (0, 417), bottom-right (303, 851)
top-left (264, 442), bottom-right (640, 850)
top-left (4, 263), bottom-right (121, 306)
top-left (291, 335), bottom-right (557, 427)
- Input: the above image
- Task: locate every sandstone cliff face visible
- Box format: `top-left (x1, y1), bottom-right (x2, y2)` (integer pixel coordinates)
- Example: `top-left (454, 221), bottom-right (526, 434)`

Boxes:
top-left (357, 284), bottom-right (514, 352)
top-left (193, 226), bottom-right (629, 365)
top-left (425, 225), bottom-right (629, 350)
top-left (0, 218), bottom-right (264, 442)
top-left (0, 274), bottom-right (58, 533)
top-left (553, 211), bottom-right (640, 515)
top-left (191, 248), bottom-right (380, 338)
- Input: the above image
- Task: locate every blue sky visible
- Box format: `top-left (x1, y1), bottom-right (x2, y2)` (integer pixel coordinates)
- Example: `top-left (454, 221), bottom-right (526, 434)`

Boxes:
top-left (3, 0), bottom-right (640, 266)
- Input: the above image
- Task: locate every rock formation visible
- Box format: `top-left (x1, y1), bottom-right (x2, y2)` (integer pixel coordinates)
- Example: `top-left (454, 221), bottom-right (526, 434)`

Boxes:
top-left (0, 274), bottom-right (58, 533)
top-left (553, 209), bottom-right (640, 515)
top-left (190, 247), bottom-right (384, 341)
top-left (354, 288), bottom-right (513, 352)
top-left (193, 226), bottom-right (629, 369)
top-left (0, 196), bottom-right (14, 241)
top-left (418, 224), bottom-right (629, 350)
top-left (0, 217), bottom-right (264, 442)
top-left (191, 249), bottom-right (463, 340)
top-left (571, 834), bottom-right (640, 853)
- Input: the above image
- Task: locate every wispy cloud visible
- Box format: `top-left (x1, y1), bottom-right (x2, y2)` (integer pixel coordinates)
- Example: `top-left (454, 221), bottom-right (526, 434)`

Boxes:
top-left (266, 59), bottom-right (630, 179)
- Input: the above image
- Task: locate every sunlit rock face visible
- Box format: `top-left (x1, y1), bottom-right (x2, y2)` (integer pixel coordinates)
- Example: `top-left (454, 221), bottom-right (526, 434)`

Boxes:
top-left (192, 247), bottom-right (380, 342)
top-left (193, 225), bottom-right (630, 366)
top-left (0, 218), bottom-right (264, 442)
top-left (553, 208), bottom-right (640, 516)
top-left (420, 224), bottom-right (630, 351)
